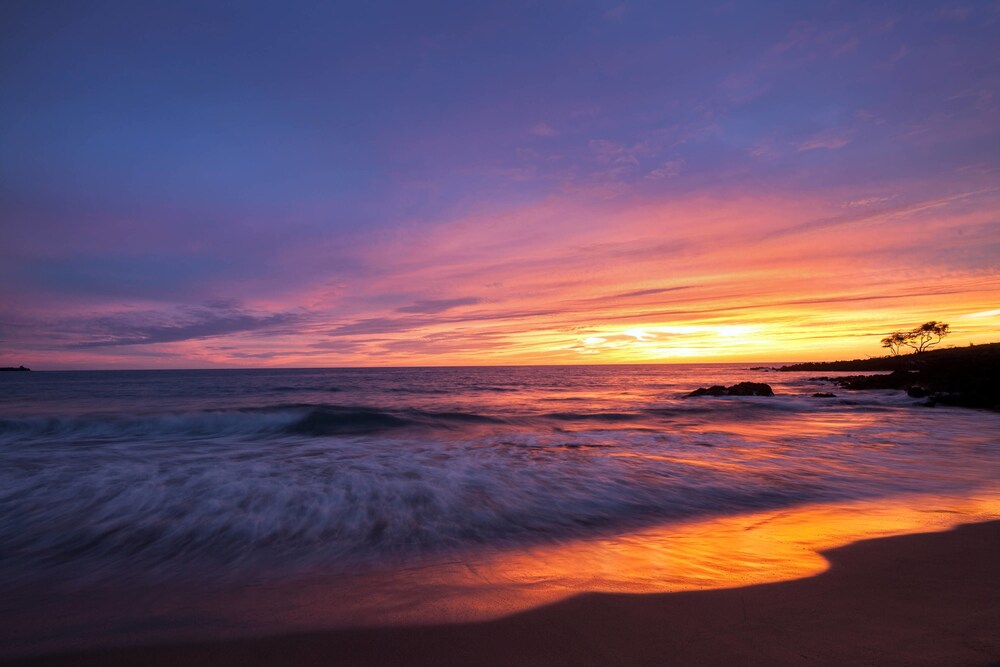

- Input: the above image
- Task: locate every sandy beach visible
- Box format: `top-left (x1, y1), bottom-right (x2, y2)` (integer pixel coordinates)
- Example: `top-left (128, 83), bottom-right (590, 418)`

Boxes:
top-left (8, 519), bottom-right (998, 666)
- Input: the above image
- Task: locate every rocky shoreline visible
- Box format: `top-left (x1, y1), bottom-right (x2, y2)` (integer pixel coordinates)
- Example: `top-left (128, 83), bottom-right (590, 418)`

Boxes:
top-left (778, 343), bottom-right (1000, 411)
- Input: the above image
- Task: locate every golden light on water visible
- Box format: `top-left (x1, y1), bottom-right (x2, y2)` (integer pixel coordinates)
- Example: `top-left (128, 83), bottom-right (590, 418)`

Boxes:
top-left (232, 488), bottom-right (1000, 630)
top-left (476, 491), bottom-right (1000, 598)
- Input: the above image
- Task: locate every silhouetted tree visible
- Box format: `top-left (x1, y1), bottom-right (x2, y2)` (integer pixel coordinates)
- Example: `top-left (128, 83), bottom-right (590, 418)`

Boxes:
top-left (881, 321), bottom-right (950, 355)
top-left (880, 331), bottom-right (908, 356)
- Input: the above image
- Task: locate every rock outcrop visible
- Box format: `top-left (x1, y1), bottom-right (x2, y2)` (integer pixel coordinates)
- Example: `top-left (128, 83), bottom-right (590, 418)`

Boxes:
top-left (687, 382), bottom-right (774, 397)
top-left (779, 344), bottom-right (1000, 411)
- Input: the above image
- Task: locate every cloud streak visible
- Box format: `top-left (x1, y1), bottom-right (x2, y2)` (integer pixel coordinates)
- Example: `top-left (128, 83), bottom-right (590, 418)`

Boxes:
top-left (396, 297), bottom-right (482, 314)
top-left (67, 305), bottom-right (304, 348)
top-left (1, 3), bottom-right (999, 368)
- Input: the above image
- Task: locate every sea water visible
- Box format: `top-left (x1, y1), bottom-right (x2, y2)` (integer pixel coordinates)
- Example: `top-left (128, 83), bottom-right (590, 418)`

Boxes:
top-left (1, 365), bottom-right (998, 654)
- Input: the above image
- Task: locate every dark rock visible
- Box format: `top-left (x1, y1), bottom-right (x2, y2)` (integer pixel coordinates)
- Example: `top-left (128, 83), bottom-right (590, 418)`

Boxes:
top-left (687, 382), bottom-right (773, 398)
top-left (0, 365), bottom-right (30, 372)
top-left (924, 392), bottom-right (1000, 410)
top-left (687, 385), bottom-right (728, 397)
top-left (830, 370), bottom-right (915, 391)
top-left (728, 382), bottom-right (774, 396)
top-left (812, 392), bottom-right (836, 398)
top-left (783, 343), bottom-right (1000, 412)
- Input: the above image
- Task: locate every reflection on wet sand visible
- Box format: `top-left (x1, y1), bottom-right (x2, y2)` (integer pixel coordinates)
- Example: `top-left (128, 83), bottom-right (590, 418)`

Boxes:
top-left (6, 488), bottom-right (998, 659)
top-left (286, 487), bottom-right (1000, 627)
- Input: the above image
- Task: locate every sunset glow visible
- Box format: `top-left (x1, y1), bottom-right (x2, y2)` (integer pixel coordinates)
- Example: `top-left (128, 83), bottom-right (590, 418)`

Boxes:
top-left (2, 3), bottom-right (999, 368)
top-left (134, 488), bottom-right (1000, 630)
top-left (4, 6), bottom-right (1000, 664)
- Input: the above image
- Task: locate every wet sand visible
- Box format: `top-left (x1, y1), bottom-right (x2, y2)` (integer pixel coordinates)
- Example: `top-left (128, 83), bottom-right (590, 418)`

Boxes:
top-left (8, 519), bottom-right (999, 666)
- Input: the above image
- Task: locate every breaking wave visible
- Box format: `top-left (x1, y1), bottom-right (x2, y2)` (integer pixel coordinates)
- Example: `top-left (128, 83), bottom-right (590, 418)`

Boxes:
top-left (1, 366), bottom-right (997, 591)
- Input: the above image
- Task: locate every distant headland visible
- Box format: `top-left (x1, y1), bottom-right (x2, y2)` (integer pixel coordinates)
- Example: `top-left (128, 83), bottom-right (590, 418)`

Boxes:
top-left (0, 366), bottom-right (31, 372)
top-left (778, 342), bottom-right (1000, 411)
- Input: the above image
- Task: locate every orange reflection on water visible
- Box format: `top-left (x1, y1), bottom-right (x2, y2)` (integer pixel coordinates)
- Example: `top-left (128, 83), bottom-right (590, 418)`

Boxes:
top-left (30, 489), bottom-right (999, 656)
top-left (321, 488), bottom-right (1000, 626)
top-left (693, 410), bottom-right (889, 441)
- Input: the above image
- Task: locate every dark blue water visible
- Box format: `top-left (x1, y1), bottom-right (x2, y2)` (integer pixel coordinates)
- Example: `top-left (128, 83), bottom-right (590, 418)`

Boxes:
top-left (1, 365), bottom-right (998, 590)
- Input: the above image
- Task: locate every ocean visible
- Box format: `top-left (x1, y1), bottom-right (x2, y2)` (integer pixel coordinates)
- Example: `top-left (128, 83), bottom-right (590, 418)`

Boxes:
top-left (1, 365), bottom-right (998, 655)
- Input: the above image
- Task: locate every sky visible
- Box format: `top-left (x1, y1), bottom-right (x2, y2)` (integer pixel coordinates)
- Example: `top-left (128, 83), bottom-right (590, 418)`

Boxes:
top-left (1, 0), bottom-right (999, 369)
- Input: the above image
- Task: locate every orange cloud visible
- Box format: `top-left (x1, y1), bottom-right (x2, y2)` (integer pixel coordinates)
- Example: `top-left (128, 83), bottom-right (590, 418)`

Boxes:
top-left (8, 184), bottom-right (999, 369)
top-left (202, 187), bottom-right (1000, 367)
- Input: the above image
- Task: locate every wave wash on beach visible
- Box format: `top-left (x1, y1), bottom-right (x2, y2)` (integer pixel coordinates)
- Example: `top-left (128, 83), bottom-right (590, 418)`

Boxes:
top-left (1, 365), bottom-right (998, 658)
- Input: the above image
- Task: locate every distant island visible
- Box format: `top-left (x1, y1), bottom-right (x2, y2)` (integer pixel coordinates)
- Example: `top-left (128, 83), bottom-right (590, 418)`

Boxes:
top-left (0, 365), bottom-right (30, 372)
top-left (778, 342), bottom-right (1000, 411)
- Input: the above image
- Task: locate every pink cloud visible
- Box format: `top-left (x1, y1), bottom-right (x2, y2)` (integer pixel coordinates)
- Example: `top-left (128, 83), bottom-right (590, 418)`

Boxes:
top-left (529, 123), bottom-right (559, 137)
top-left (645, 159), bottom-right (684, 180)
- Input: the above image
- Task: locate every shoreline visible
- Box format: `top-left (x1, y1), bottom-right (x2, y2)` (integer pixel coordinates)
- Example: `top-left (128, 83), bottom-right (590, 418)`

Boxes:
top-left (6, 515), bottom-right (999, 666)
top-left (3, 365), bottom-right (997, 664)
top-left (776, 343), bottom-right (1000, 410)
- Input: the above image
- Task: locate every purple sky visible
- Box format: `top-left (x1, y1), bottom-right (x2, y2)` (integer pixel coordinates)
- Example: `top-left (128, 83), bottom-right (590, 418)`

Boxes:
top-left (2, 1), bottom-right (999, 368)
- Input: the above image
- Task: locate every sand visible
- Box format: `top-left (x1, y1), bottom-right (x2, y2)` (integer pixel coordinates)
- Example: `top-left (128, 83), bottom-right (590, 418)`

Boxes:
top-left (6, 519), bottom-right (999, 666)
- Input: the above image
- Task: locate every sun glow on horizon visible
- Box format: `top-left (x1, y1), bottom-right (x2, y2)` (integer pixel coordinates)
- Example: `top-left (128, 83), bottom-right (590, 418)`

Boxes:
top-left (566, 324), bottom-right (770, 361)
top-left (2, 4), bottom-right (999, 370)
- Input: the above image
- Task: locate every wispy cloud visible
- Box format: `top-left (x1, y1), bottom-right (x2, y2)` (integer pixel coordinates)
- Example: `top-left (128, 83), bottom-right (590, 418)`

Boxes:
top-left (764, 190), bottom-right (997, 239)
top-left (3, 2), bottom-right (999, 368)
top-left (67, 304), bottom-right (303, 348)
top-left (845, 195), bottom-right (897, 208)
top-left (397, 297), bottom-right (482, 314)
top-left (529, 123), bottom-right (559, 137)
top-left (798, 128), bottom-right (855, 151)
top-left (645, 159), bottom-right (684, 180)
